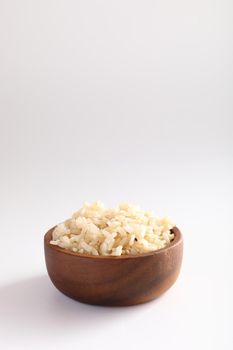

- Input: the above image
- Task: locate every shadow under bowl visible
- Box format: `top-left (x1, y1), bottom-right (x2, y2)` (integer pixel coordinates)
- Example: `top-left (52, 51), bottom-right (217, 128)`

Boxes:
top-left (44, 227), bottom-right (183, 306)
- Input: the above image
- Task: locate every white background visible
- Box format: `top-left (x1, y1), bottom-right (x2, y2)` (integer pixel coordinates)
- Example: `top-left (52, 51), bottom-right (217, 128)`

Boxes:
top-left (0, 1), bottom-right (232, 349)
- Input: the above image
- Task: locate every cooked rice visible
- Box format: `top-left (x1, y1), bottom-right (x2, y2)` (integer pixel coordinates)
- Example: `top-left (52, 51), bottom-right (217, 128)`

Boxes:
top-left (50, 202), bottom-right (175, 256)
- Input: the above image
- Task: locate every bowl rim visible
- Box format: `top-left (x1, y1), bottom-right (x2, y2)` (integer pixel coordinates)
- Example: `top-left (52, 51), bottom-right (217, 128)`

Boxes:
top-left (44, 226), bottom-right (183, 260)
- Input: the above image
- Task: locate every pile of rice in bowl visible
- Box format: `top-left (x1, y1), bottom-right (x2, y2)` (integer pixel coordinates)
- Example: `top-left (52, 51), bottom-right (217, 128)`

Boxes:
top-left (50, 202), bottom-right (175, 256)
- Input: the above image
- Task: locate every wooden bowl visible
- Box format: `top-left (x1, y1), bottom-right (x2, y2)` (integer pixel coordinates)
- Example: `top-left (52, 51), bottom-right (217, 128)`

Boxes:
top-left (44, 227), bottom-right (183, 306)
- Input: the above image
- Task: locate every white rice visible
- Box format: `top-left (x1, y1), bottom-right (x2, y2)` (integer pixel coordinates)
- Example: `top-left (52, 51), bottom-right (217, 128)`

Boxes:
top-left (50, 202), bottom-right (175, 256)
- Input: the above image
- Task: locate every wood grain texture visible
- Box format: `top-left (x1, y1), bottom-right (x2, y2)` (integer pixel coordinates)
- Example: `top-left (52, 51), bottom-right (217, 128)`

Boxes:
top-left (44, 227), bottom-right (183, 306)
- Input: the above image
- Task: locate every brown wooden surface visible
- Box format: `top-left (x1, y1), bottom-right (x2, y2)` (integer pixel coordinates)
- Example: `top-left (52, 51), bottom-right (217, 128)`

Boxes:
top-left (44, 227), bottom-right (183, 306)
